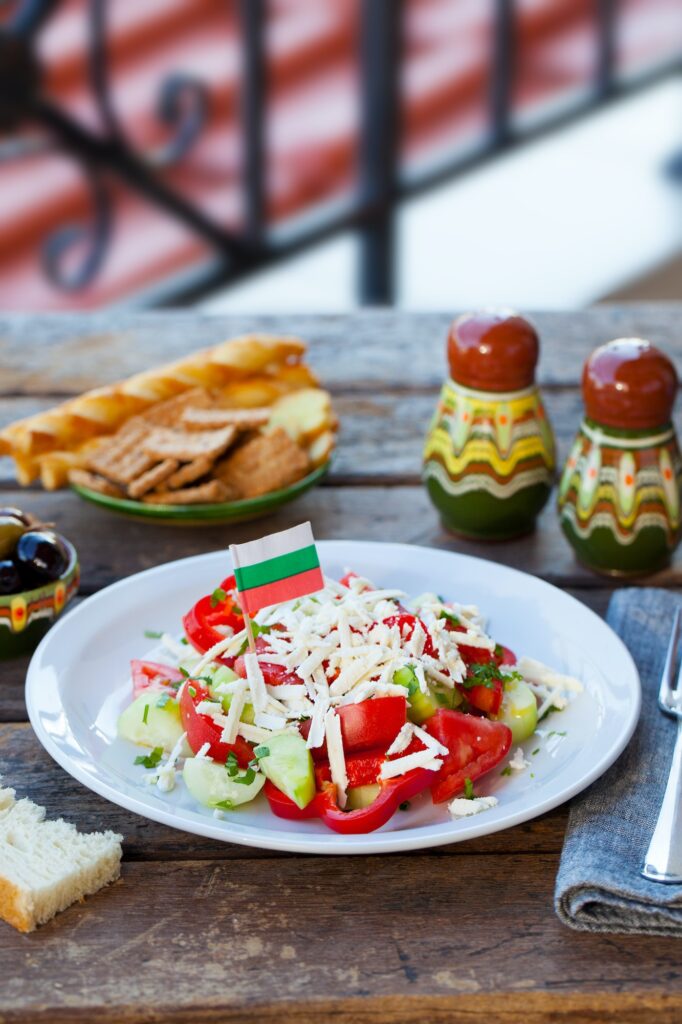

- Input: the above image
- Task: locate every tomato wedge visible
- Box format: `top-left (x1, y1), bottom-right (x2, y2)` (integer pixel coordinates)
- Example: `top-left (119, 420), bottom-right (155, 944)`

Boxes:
top-left (131, 660), bottom-right (184, 699)
top-left (382, 614), bottom-right (436, 657)
top-left (182, 575), bottom-right (243, 658)
top-left (300, 696), bottom-right (407, 760)
top-left (459, 676), bottom-right (504, 716)
top-left (425, 709), bottom-right (512, 803)
top-left (233, 636), bottom-right (301, 688)
top-left (179, 681), bottom-right (253, 766)
top-left (314, 748), bottom-right (385, 789)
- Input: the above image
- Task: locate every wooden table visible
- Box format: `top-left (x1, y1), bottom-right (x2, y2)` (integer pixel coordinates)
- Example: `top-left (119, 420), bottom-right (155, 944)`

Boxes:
top-left (2, 308), bottom-right (682, 1024)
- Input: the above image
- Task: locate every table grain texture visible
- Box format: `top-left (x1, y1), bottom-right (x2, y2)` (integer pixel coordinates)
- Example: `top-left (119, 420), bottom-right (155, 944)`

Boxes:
top-left (1, 307), bottom-right (682, 1024)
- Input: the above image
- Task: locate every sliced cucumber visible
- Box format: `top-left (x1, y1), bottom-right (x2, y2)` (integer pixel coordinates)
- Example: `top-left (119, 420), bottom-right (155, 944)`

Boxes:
top-left (496, 679), bottom-right (538, 743)
top-left (346, 784), bottom-right (381, 810)
top-left (258, 731), bottom-right (315, 809)
top-left (393, 665), bottom-right (439, 724)
top-left (183, 757), bottom-right (264, 809)
top-left (118, 693), bottom-right (186, 752)
top-left (204, 666), bottom-right (255, 722)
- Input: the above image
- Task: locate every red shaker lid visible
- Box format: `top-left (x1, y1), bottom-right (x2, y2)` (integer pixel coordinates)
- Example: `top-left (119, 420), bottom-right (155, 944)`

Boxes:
top-left (447, 311), bottom-right (539, 392)
top-left (582, 338), bottom-right (678, 430)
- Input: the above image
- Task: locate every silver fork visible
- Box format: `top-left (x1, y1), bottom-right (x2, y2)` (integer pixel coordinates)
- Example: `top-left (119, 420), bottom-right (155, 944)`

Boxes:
top-left (642, 608), bottom-right (682, 883)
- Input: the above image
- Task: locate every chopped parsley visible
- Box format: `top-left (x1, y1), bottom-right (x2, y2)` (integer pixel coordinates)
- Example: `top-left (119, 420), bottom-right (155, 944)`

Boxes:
top-left (134, 747), bottom-right (163, 769)
top-left (226, 752), bottom-right (257, 786)
top-left (214, 799), bottom-right (235, 811)
top-left (156, 693), bottom-right (171, 709)
top-left (237, 622), bottom-right (271, 655)
top-left (460, 662), bottom-right (500, 690)
top-left (500, 766), bottom-right (512, 777)
top-left (210, 587), bottom-right (227, 608)
top-left (547, 730), bottom-right (567, 738)
top-left (463, 776), bottom-right (475, 800)
top-left (439, 609), bottom-right (461, 629)
top-left (142, 703), bottom-right (150, 725)
top-left (144, 629), bottom-right (163, 639)
top-left (179, 667), bottom-right (190, 678)
top-left (253, 745), bottom-right (270, 759)
top-left (180, 637), bottom-right (189, 645)
top-left (532, 748), bottom-right (540, 756)
top-left (187, 685), bottom-right (197, 698)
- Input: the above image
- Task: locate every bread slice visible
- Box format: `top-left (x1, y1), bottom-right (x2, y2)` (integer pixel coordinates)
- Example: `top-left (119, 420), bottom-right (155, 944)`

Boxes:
top-left (0, 782), bottom-right (123, 932)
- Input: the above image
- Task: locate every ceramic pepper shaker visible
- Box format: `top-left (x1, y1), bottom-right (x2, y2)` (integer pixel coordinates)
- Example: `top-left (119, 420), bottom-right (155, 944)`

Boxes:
top-left (423, 311), bottom-right (555, 539)
top-left (558, 338), bottom-right (681, 576)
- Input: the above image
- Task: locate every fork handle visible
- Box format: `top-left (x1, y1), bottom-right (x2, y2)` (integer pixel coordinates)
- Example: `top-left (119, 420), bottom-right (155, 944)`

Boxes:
top-left (642, 718), bottom-right (682, 883)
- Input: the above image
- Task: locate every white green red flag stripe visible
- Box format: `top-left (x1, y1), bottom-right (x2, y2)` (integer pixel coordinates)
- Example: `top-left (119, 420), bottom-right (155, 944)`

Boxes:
top-left (229, 522), bottom-right (324, 616)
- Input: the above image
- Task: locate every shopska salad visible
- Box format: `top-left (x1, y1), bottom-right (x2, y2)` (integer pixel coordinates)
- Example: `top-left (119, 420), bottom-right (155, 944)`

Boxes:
top-left (117, 570), bottom-right (583, 833)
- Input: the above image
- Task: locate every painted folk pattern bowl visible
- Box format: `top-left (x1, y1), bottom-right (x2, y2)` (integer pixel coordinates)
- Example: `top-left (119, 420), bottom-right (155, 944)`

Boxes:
top-left (423, 379), bottom-right (555, 540)
top-left (557, 419), bottom-right (681, 576)
top-left (0, 537), bottom-right (79, 658)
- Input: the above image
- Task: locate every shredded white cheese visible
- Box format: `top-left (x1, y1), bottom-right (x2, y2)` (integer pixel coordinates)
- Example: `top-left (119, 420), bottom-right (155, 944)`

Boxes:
top-left (220, 680), bottom-right (247, 744)
top-left (380, 748), bottom-right (442, 780)
top-left (324, 709), bottom-right (348, 808)
top-left (448, 795), bottom-right (498, 818)
top-left (509, 747), bottom-right (530, 772)
top-left (244, 651), bottom-right (268, 712)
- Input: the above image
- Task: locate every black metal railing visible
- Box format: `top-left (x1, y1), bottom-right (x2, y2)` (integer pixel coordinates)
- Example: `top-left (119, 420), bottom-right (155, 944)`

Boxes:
top-left (0, 0), bottom-right (680, 307)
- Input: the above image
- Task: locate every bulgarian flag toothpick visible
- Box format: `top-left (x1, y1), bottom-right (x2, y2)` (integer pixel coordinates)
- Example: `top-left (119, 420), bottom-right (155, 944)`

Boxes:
top-left (230, 522), bottom-right (324, 636)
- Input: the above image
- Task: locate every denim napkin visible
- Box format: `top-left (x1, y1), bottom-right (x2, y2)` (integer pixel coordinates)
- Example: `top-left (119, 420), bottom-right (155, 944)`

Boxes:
top-left (555, 587), bottom-right (682, 935)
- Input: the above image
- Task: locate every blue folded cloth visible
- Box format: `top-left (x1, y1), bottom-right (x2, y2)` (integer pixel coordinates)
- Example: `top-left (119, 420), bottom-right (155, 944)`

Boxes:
top-left (555, 587), bottom-right (682, 935)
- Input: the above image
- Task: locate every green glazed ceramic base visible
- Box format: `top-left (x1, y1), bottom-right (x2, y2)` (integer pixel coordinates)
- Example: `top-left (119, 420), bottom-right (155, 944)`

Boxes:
top-left (426, 478), bottom-right (551, 541)
top-left (560, 519), bottom-right (673, 578)
top-left (70, 462), bottom-right (330, 526)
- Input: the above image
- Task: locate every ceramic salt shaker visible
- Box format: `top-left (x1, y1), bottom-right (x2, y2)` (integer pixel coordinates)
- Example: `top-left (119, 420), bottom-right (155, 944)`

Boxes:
top-left (558, 338), bottom-right (681, 576)
top-left (423, 311), bottom-right (555, 539)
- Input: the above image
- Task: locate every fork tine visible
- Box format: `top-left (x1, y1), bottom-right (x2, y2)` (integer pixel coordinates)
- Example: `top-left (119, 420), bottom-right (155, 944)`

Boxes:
top-left (659, 608), bottom-right (681, 709)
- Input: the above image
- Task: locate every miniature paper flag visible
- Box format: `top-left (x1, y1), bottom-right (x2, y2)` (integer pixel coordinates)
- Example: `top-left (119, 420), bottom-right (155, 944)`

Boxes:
top-left (230, 522), bottom-right (324, 615)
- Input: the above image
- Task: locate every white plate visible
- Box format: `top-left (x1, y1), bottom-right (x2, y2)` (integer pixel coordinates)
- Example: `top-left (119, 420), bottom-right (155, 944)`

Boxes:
top-left (26, 541), bottom-right (640, 855)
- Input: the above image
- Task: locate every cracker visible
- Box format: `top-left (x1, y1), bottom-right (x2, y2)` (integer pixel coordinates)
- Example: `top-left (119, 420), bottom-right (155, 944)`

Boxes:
top-left (68, 468), bottom-right (125, 498)
top-left (140, 388), bottom-right (214, 427)
top-left (142, 480), bottom-right (232, 505)
top-left (181, 407), bottom-right (271, 431)
top-left (143, 425), bottom-right (237, 462)
top-left (164, 455), bottom-right (215, 490)
top-left (128, 459), bottom-right (179, 499)
top-left (213, 427), bottom-right (309, 499)
top-left (86, 424), bottom-right (156, 484)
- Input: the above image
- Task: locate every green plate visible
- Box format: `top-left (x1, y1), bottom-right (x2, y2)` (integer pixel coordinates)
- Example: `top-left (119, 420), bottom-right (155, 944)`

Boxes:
top-left (70, 462), bottom-right (330, 525)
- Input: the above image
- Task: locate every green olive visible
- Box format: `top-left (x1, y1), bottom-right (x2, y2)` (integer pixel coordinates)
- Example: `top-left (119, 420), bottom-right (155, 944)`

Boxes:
top-left (0, 516), bottom-right (26, 559)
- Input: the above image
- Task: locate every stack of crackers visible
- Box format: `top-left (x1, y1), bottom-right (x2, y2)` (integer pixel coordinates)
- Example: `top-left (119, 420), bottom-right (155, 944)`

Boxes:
top-left (0, 334), bottom-right (338, 506)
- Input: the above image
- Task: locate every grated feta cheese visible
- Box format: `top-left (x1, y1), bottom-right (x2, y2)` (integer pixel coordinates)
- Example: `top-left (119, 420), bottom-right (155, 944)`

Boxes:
top-left (380, 749), bottom-right (442, 780)
top-left (244, 651), bottom-right (268, 711)
top-left (386, 722), bottom-right (414, 757)
top-left (448, 795), bottom-right (498, 818)
top-left (509, 747), bottom-right (530, 772)
top-left (220, 679), bottom-right (247, 744)
top-left (324, 709), bottom-right (348, 808)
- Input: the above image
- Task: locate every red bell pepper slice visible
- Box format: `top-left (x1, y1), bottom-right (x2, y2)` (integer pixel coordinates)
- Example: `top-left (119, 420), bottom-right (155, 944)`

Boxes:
top-left (182, 575), bottom-right (243, 659)
top-left (314, 768), bottom-right (436, 834)
top-left (262, 780), bottom-right (322, 820)
top-left (131, 660), bottom-right (184, 699)
top-left (300, 695), bottom-right (407, 760)
top-left (179, 681), bottom-right (253, 766)
top-left (425, 709), bottom-right (512, 803)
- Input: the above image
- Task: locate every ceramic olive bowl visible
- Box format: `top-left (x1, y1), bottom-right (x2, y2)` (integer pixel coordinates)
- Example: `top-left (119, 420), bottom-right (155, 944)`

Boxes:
top-left (0, 536), bottom-right (79, 659)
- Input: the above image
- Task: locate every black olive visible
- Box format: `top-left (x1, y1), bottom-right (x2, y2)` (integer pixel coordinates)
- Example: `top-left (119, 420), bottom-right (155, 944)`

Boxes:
top-left (0, 516), bottom-right (25, 559)
top-left (0, 559), bottom-right (22, 595)
top-left (15, 530), bottom-right (70, 584)
top-left (0, 507), bottom-right (32, 526)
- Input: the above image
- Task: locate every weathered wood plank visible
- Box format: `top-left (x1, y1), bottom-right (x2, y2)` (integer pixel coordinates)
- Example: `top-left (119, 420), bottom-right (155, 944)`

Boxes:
top-left (0, 485), bottom-right (680, 595)
top-left (0, 723), bottom-right (570, 859)
top-left (2, 307), bottom-right (681, 395)
top-left (2, 853), bottom-right (681, 1021)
